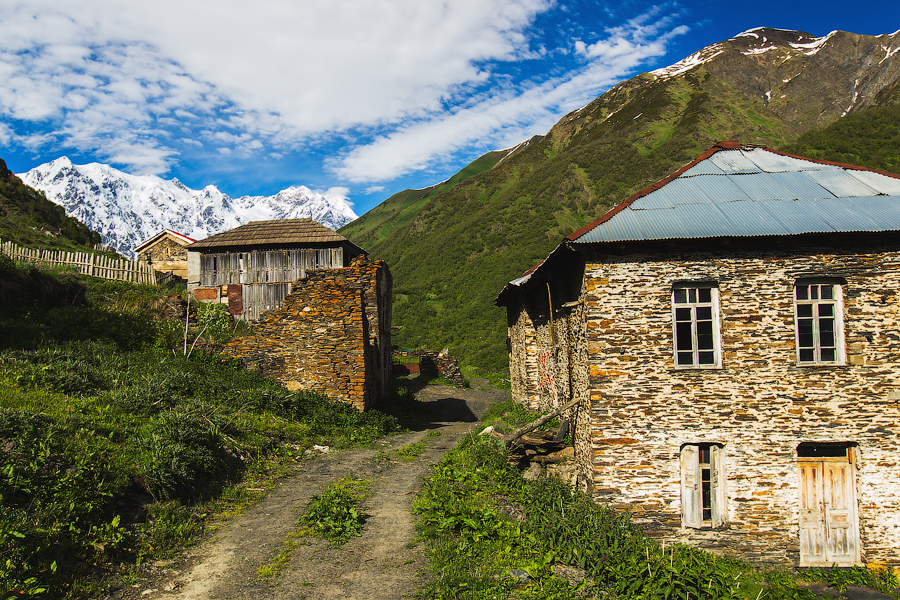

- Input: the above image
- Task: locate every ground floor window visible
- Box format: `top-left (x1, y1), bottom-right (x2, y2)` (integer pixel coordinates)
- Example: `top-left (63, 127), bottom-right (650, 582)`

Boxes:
top-left (681, 443), bottom-right (725, 528)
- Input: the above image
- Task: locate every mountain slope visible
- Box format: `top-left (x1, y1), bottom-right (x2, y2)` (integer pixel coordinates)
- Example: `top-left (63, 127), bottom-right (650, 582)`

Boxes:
top-left (19, 158), bottom-right (358, 256)
top-left (0, 157), bottom-right (100, 252)
top-left (342, 28), bottom-right (900, 370)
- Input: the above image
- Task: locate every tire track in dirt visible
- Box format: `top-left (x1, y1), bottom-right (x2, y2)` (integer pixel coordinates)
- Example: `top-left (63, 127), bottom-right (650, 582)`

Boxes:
top-left (117, 381), bottom-right (506, 600)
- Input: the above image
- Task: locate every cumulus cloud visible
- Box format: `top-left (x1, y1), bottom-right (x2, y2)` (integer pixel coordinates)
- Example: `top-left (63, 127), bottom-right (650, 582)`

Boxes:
top-left (0, 0), bottom-right (688, 187)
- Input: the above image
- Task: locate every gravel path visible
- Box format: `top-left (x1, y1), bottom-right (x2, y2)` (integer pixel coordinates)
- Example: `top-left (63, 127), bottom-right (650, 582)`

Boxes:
top-left (115, 381), bottom-right (507, 600)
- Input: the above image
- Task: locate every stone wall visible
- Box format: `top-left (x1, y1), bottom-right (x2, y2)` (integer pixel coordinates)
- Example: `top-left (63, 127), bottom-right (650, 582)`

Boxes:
top-left (138, 235), bottom-right (189, 279)
top-left (505, 273), bottom-right (591, 492)
top-left (578, 241), bottom-right (900, 566)
top-left (217, 255), bottom-right (391, 411)
top-left (504, 238), bottom-right (900, 565)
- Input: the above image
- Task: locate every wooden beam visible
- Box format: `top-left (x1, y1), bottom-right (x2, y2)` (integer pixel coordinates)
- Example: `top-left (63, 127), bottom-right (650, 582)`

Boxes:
top-left (502, 397), bottom-right (581, 448)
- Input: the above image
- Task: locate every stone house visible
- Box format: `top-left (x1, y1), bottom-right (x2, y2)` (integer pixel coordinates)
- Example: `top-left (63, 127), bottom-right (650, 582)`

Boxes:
top-left (186, 218), bottom-right (365, 320)
top-left (134, 229), bottom-right (195, 279)
top-left (189, 218), bottom-right (392, 410)
top-left (496, 141), bottom-right (900, 566)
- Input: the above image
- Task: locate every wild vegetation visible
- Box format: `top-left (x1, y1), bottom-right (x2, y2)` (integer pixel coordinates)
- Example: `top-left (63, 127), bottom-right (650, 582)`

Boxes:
top-left (0, 158), bottom-right (100, 251)
top-left (0, 257), bottom-right (405, 598)
top-left (781, 104), bottom-right (900, 174)
top-left (413, 403), bottom-right (900, 599)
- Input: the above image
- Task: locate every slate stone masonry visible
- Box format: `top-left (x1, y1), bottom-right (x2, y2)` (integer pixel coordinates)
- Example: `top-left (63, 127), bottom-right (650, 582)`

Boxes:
top-left (217, 255), bottom-right (391, 411)
top-left (506, 239), bottom-right (900, 566)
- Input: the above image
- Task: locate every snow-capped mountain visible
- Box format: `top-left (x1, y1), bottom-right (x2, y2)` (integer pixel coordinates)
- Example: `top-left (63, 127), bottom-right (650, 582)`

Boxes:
top-left (18, 157), bottom-right (358, 256)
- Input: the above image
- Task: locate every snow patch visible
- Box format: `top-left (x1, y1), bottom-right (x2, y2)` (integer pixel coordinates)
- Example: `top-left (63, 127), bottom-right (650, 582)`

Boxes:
top-left (789, 30), bottom-right (837, 56)
top-left (743, 45), bottom-right (777, 55)
top-left (880, 44), bottom-right (900, 64)
top-left (651, 45), bottom-right (725, 79)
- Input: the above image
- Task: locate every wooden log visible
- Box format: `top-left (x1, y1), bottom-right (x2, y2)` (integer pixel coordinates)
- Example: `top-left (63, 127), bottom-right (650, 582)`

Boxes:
top-left (502, 397), bottom-right (581, 448)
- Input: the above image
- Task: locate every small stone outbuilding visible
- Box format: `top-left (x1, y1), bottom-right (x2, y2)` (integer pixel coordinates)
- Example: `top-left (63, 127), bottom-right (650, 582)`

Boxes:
top-left (189, 219), bottom-right (392, 411)
top-left (497, 142), bottom-right (900, 567)
top-left (134, 229), bottom-right (195, 279)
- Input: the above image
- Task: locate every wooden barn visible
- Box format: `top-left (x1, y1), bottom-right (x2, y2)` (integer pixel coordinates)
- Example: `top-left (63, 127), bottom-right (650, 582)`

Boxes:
top-left (186, 218), bottom-right (364, 320)
top-left (134, 229), bottom-right (195, 280)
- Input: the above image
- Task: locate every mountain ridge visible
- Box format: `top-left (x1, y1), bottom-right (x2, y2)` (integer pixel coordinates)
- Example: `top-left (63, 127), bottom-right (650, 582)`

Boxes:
top-left (19, 157), bottom-right (358, 256)
top-left (340, 27), bottom-right (900, 369)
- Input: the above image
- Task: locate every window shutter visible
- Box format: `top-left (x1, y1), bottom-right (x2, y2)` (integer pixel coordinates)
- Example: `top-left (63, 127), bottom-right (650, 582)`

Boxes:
top-left (681, 445), bottom-right (702, 528)
top-left (710, 444), bottom-right (726, 527)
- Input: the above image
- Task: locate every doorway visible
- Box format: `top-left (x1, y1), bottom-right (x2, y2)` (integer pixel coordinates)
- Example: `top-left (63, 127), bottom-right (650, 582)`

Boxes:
top-left (797, 443), bottom-right (861, 566)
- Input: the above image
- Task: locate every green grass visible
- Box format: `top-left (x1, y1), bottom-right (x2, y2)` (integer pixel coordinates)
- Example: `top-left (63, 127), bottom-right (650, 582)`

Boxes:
top-left (412, 434), bottom-right (900, 600)
top-left (0, 263), bottom-right (405, 598)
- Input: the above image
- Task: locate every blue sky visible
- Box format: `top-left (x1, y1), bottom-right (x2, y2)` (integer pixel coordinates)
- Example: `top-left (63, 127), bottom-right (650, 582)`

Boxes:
top-left (0, 0), bottom-right (896, 217)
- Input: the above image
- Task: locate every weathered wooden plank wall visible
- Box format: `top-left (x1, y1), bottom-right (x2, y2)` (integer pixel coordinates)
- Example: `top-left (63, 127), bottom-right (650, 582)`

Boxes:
top-left (198, 248), bottom-right (344, 286)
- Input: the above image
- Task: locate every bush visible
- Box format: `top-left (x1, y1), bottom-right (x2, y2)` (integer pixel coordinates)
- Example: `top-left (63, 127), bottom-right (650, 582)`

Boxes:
top-left (195, 301), bottom-right (234, 343)
top-left (140, 404), bottom-right (236, 501)
top-left (300, 475), bottom-right (369, 545)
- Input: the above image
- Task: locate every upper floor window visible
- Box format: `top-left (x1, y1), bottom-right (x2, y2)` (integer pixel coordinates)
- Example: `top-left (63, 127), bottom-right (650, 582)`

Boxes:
top-left (794, 281), bottom-right (844, 365)
top-left (672, 285), bottom-right (721, 368)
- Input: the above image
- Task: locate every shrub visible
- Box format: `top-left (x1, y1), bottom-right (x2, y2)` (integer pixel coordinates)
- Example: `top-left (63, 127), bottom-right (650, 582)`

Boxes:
top-left (299, 475), bottom-right (369, 545)
top-left (140, 404), bottom-right (236, 501)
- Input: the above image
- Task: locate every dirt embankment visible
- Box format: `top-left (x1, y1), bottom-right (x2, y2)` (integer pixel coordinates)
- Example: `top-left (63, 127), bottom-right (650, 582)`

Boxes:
top-left (112, 381), bottom-right (507, 600)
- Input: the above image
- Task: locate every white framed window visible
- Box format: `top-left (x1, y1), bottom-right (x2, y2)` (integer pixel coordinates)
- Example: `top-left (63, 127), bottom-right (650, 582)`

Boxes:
top-left (794, 281), bottom-right (844, 365)
top-left (681, 443), bottom-right (726, 529)
top-left (672, 284), bottom-right (721, 368)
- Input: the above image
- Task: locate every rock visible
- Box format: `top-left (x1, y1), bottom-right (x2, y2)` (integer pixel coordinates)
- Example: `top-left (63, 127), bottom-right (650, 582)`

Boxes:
top-left (522, 462), bottom-right (542, 480)
top-left (509, 568), bottom-right (533, 583)
top-left (552, 563), bottom-right (589, 586)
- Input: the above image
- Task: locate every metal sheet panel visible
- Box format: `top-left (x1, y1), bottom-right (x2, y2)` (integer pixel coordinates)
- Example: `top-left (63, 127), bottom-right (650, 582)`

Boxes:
top-left (742, 148), bottom-right (832, 173)
top-left (707, 150), bottom-right (767, 173)
top-left (573, 196), bottom-right (900, 243)
top-left (808, 169), bottom-right (882, 198)
top-left (680, 161), bottom-right (726, 177)
top-left (571, 147), bottom-right (900, 244)
top-left (635, 175), bottom-right (748, 209)
top-left (845, 170), bottom-right (900, 195)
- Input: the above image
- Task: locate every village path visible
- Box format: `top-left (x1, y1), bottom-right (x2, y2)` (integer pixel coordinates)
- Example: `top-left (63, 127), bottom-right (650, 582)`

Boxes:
top-left (119, 379), bottom-right (507, 600)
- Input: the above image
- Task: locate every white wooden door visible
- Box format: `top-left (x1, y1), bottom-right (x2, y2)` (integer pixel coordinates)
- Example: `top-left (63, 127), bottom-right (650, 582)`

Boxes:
top-left (798, 455), bottom-right (860, 566)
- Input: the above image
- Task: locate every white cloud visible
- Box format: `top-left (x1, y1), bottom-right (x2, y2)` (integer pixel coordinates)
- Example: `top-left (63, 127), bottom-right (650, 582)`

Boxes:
top-left (330, 11), bottom-right (689, 182)
top-left (0, 0), bottom-right (688, 185)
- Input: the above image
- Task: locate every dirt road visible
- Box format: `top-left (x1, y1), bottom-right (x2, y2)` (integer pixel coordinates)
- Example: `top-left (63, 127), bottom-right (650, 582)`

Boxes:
top-left (118, 380), bottom-right (507, 600)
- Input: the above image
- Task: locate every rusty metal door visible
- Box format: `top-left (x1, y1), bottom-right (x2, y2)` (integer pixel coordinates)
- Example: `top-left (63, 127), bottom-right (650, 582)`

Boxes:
top-left (798, 451), bottom-right (860, 566)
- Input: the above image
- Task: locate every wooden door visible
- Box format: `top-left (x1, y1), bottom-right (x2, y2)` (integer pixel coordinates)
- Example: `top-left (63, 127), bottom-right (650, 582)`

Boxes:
top-left (798, 451), bottom-right (860, 566)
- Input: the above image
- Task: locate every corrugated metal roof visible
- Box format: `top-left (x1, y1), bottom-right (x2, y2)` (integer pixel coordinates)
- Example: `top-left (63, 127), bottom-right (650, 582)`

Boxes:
top-left (571, 146), bottom-right (900, 244)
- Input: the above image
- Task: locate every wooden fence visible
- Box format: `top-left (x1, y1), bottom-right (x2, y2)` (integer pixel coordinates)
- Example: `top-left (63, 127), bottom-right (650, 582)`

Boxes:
top-left (1, 239), bottom-right (158, 285)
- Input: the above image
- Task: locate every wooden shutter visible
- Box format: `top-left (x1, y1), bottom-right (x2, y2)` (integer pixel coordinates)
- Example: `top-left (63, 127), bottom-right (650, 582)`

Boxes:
top-left (710, 444), bottom-right (726, 527)
top-left (823, 459), bottom-right (860, 564)
top-left (681, 445), bottom-right (702, 528)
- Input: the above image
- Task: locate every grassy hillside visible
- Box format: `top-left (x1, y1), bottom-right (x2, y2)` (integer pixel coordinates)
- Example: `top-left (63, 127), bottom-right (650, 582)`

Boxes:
top-left (341, 149), bottom-right (509, 245)
top-left (0, 157), bottom-right (101, 251)
top-left (0, 265), bottom-right (406, 598)
top-left (781, 104), bottom-right (900, 174)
